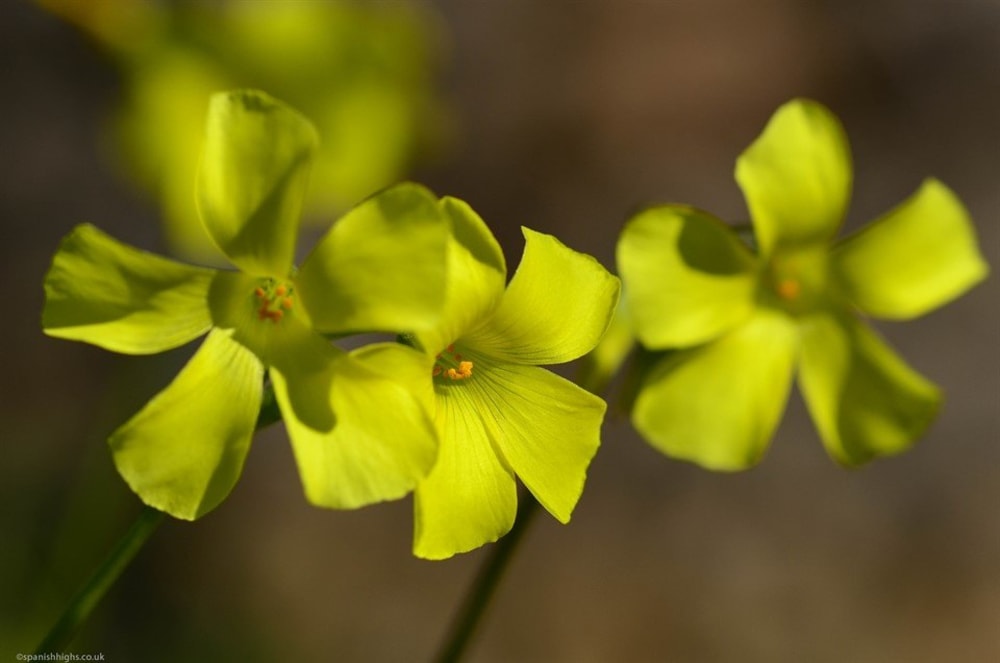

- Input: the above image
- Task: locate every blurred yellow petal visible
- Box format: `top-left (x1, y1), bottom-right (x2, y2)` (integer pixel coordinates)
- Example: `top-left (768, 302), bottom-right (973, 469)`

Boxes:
top-left (832, 179), bottom-right (988, 319)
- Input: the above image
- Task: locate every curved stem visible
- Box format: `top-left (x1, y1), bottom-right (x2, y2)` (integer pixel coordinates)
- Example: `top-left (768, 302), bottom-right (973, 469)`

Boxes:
top-left (433, 494), bottom-right (541, 663)
top-left (36, 382), bottom-right (281, 653)
top-left (34, 505), bottom-right (165, 653)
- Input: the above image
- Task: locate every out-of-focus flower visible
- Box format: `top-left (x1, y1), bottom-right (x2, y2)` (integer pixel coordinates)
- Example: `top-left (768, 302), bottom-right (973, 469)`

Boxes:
top-left (618, 99), bottom-right (988, 470)
top-left (38, 0), bottom-right (446, 262)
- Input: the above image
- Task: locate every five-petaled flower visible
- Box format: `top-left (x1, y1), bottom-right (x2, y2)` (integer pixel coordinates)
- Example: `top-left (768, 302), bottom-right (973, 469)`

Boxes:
top-left (406, 198), bottom-right (620, 559)
top-left (618, 99), bottom-right (988, 470)
top-left (43, 90), bottom-right (449, 519)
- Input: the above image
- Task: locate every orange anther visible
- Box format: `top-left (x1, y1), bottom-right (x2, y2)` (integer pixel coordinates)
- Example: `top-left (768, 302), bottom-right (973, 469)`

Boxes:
top-left (281, 297), bottom-right (294, 310)
top-left (275, 284), bottom-right (288, 297)
top-left (257, 305), bottom-right (284, 323)
top-left (254, 287), bottom-right (266, 298)
top-left (446, 368), bottom-right (459, 379)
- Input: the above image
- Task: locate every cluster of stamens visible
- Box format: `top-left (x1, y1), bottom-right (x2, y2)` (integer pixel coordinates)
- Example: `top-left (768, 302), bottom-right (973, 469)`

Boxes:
top-left (433, 344), bottom-right (474, 381)
top-left (253, 279), bottom-right (294, 323)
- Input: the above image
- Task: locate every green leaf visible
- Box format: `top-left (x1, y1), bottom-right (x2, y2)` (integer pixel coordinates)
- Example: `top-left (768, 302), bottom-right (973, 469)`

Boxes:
top-left (273, 342), bottom-right (439, 509)
top-left (798, 311), bottom-right (941, 466)
top-left (465, 227), bottom-right (620, 365)
top-left (196, 90), bottom-right (319, 276)
top-left (735, 99), bottom-right (852, 256)
top-left (414, 382), bottom-right (517, 560)
top-left (632, 310), bottom-right (798, 470)
top-left (109, 328), bottom-right (263, 520)
top-left (617, 205), bottom-right (758, 348)
top-left (413, 196), bottom-right (507, 355)
top-left (832, 178), bottom-right (989, 319)
top-left (43, 224), bottom-right (215, 354)
top-left (470, 356), bottom-right (606, 523)
top-left (296, 182), bottom-right (448, 334)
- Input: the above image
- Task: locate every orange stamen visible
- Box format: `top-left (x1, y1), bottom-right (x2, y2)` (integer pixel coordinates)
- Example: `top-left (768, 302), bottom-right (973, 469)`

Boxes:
top-left (433, 343), bottom-right (475, 380)
top-left (253, 280), bottom-right (296, 323)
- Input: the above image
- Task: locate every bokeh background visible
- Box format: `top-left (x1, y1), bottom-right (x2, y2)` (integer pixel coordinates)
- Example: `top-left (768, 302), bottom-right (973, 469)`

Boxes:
top-left (3, 1), bottom-right (998, 661)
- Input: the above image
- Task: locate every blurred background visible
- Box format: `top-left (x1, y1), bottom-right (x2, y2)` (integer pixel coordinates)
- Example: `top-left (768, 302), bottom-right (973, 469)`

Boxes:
top-left (2, 1), bottom-right (998, 661)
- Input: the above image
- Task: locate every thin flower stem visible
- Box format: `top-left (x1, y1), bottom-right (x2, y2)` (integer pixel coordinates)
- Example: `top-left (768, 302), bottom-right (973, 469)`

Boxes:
top-left (34, 505), bottom-right (165, 653)
top-left (432, 346), bottom-right (625, 663)
top-left (35, 382), bottom-right (281, 653)
top-left (433, 494), bottom-right (541, 663)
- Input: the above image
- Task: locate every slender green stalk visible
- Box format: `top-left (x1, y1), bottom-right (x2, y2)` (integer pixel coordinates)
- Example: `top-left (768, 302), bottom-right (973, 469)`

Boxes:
top-left (433, 494), bottom-right (541, 663)
top-left (34, 505), bottom-right (166, 653)
top-left (35, 383), bottom-right (281, 653)
top-left (432, 342), bottom-right (627, 663)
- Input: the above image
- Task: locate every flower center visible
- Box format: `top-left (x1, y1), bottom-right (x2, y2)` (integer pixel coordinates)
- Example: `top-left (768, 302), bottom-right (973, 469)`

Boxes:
top-left (775, 278), bottom-right (801, 301)
top-left (253, 278), bottom-right (295, 323)
top-left (433, 344), bottom-right (474, 381)
top-left (760, 248), bottom-right (828, 315)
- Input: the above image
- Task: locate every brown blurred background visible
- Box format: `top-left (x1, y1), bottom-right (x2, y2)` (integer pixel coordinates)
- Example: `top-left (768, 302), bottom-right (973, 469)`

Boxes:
top-left (2, 1), bottom-right (998, 661)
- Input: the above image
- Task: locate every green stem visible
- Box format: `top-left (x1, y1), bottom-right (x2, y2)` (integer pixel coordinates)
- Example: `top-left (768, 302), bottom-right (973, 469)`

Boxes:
top-left (34, 505), bottom-right (165, 653)
top-left (36, 383), bottom-right (281, 653)
top-left (432, 343), bottom-right (625, 663)
top-left (433, 494), bottom-right (541, 663)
